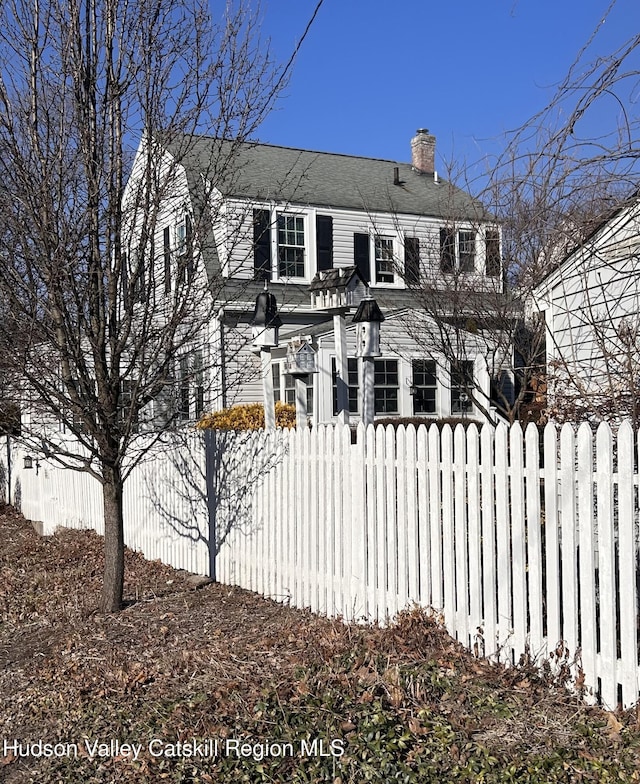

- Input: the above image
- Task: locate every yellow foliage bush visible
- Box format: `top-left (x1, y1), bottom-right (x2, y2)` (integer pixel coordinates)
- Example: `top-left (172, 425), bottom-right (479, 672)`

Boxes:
top-left (196, 401), bottom-right (296, 431)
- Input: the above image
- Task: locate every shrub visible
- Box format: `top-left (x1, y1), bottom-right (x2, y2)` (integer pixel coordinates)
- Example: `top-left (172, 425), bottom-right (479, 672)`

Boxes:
top-left (196, 401), bottom-right (296, 431)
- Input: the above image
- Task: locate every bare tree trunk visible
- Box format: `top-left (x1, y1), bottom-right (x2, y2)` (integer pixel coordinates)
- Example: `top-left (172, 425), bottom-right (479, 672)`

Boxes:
top-left (101, 464), bottom-right (124, 612)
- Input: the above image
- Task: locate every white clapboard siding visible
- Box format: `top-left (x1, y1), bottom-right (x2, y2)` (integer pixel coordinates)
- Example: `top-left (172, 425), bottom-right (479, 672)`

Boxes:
top-left (5, 418), bottom-right (640, 710)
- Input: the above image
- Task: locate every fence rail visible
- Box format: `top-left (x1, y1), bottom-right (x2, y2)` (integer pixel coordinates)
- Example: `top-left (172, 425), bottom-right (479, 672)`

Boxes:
top-left (2, 420), bottom-right (639, 709)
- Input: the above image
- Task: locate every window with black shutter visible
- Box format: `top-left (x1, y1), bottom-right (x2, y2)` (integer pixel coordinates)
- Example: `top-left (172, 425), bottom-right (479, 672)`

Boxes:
top-left (354, 232), bottom-right (370, 282)
top-left (316, 214), bottom-right (333, 272)
top-left (253, 208), bottom-right (272, 280)
top-left (404, 236), bottom-right (420, 285)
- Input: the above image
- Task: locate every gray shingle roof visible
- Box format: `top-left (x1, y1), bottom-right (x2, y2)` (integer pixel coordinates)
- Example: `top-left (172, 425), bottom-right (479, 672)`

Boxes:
top-left (167, 135), bottom-right (490, 221)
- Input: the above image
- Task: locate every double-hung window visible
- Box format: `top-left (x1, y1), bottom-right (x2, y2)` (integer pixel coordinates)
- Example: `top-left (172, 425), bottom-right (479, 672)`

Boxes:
top-left (374, 359), bottom-right (399, 414)
top-left (277, 214), bottom-right (305, 278)
top-left (175, 214), bottom-right (194, 285)
top-left (177, 350), bottom-right (204, 422)
top-left (451, 360), bottom-right (474, 414)
top-left (412, 359), bottom-right (437, 414)
top-left (332, 357), bottom-right (359, 415)
top-left (374, 236), bottom-right (395, 283)
top-left (458, 230), bottom-right (476, 272)
top-left (283, 370), bottom-right (313, 413)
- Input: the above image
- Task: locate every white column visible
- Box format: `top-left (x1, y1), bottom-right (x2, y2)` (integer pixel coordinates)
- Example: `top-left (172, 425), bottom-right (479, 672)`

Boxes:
top-left (261, 348), bottom-right (275, 430)
top-left (360, 357), bottom-right (375, 427)
top-left (295, 377), bottom-right (308, 429)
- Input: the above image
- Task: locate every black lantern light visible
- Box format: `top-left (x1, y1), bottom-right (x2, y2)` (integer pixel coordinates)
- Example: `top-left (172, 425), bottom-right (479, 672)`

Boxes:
top-left (251, 288), bottom-right (282, 349)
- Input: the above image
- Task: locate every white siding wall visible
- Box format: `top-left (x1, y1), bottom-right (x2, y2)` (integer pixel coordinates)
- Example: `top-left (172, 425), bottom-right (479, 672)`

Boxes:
top-left (540, 203), bottom-right (640, 405)
top-left (222, 198), bottom-right (501, 289)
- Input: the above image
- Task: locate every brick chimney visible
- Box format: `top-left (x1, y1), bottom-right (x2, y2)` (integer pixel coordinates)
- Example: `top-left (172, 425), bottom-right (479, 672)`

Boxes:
top-left (411, 128), bottom-right (436, 175)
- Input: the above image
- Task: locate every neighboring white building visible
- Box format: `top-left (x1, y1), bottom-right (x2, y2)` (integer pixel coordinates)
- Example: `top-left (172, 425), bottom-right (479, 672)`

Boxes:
top-left (125, 129), bottom-right (508, 425)
top-left (532, 193), bottom-right (640, 421)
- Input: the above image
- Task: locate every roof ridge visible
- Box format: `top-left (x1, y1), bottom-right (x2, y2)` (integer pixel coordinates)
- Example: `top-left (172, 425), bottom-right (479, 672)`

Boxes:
top-left (192, 134), bottom-right (410, 167)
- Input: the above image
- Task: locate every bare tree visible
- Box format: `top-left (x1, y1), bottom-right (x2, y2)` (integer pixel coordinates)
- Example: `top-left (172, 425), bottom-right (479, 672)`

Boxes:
top-left (493, 13), bottom-right (640, 425)
top-left (0, 0), bottom-right (311, 611)
top-left (402, 10), bottom-right (640, 426)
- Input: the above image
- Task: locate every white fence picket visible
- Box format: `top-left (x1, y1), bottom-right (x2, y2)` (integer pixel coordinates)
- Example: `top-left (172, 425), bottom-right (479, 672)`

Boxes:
top-left (596, 423), bottom-right (617, 708)
top-left (510, 423), bottom-right (527, 660)
top-left (618, 424), bottom-right (639, 707)
top-left (577, 422), bottom-right (597, 702)
top-left (525, 425), bottom-right (544, 658)
top-left (480, 424), bottom-right (497, 658)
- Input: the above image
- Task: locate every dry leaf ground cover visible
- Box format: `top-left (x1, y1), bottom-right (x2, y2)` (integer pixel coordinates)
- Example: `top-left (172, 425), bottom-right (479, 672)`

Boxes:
top-left (2, 503), bottom-right (640, 783)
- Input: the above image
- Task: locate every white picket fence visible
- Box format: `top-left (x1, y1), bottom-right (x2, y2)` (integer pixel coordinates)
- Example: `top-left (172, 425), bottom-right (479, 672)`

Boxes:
top-left (1, 420), bottom-right (639, 709)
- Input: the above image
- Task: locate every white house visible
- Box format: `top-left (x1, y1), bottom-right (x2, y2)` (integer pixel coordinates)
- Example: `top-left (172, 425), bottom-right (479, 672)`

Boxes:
top-left (532, 193), bottom-right (640, 421)
top-left (125, 129), bottom-right (509, 426)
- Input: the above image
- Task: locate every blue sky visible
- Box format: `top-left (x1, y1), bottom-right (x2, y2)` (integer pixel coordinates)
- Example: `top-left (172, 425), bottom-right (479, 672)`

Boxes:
top-left (256, 0), bottom-right (639, 180)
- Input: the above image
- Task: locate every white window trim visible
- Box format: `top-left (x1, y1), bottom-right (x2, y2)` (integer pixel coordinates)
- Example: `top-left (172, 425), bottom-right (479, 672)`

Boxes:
top-left (409, 357), bottom-right (439, 417)
top-left (274, 210), bottom-right (309, 282)
top-left (371, 232), bottom-right (404, 288)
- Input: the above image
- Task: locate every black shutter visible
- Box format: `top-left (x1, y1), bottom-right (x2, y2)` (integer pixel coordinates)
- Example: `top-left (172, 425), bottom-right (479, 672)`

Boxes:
top-left (486, 230), bottom-right (501, 277)
top-left (354, 232), bottom-right (370, 283)
top-left (440, 227), bottom-right (455, 273)
top-left (316, 214), bottom-right (333, 271)
top-left (253, 209), bottom-right (272, 281)
top-left (404, 236), bottom-right (420, 286)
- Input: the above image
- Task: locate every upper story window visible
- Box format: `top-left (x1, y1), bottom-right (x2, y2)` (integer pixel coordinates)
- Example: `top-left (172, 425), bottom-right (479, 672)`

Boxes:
top-left (374, 236), bottom-right (395, 283)
top-left (440, 228), bottom-right (477, 274)
top-left (176, 219), bottom-right (187, 255)
top-left (353, 233), bottom-right (403, 286)
top-left (277, 214), bottom-right (305, 278)
top-left (168, 214), bottom-right (194, 287)
top-left (458, 230), bottom-right (476, 272)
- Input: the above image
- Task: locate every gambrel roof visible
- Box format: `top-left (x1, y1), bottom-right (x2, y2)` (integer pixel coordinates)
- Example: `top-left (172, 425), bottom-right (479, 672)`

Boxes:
top-left (165, 134), bottom-right (490, 222)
